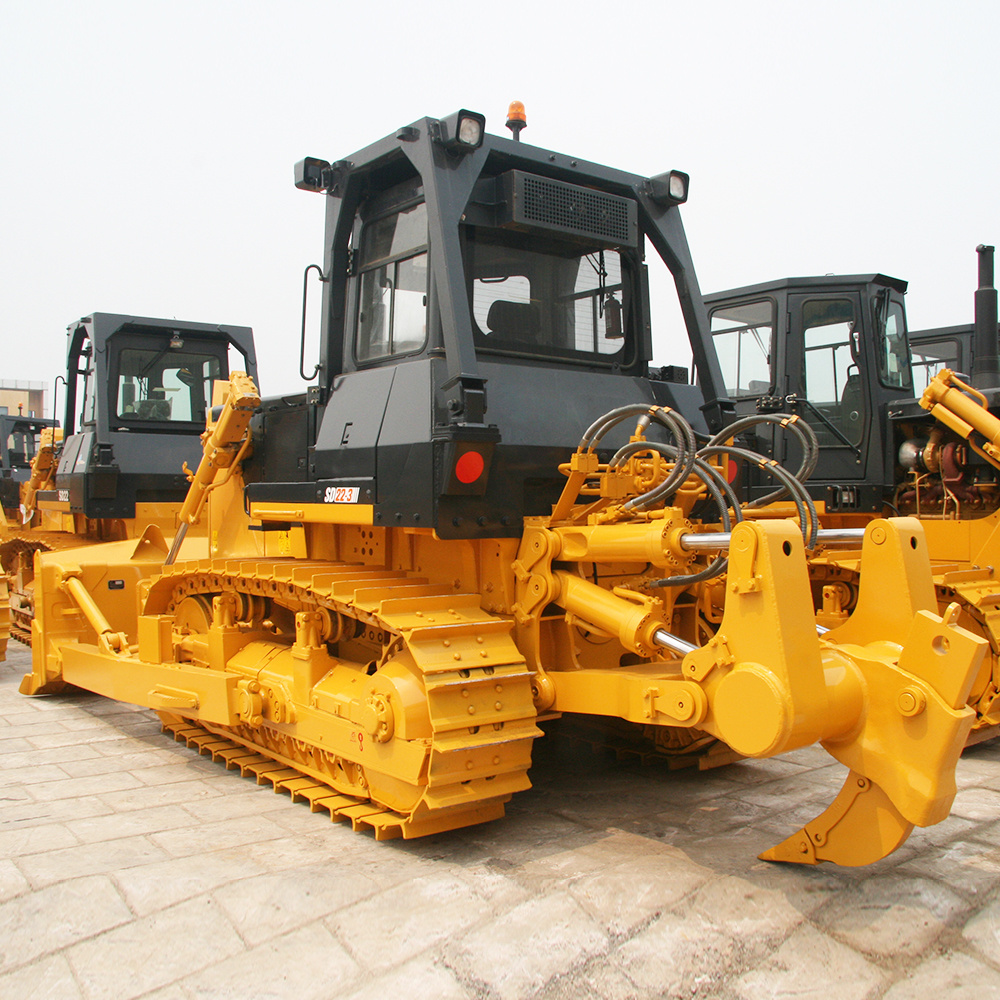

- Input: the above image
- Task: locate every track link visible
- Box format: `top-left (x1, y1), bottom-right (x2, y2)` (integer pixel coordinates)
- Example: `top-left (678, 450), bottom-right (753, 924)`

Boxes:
top-left (159, 714), bottom-right (496, 839)
top-left (0, 536), bottom-right (58, 649)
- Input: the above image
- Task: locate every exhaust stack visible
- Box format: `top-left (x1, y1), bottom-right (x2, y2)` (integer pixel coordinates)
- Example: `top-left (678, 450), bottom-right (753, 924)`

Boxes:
top-left (971, 244), bottom-right (999, 390)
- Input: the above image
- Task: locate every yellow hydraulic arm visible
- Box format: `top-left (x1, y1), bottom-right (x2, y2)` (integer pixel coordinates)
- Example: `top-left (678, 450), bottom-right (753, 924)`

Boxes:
top-left (920, 368), bottom-right (1000, 471)
top-left (19, 426), bottom-right (63, 524)
top-left (166, 372), bottom-right (260, 564)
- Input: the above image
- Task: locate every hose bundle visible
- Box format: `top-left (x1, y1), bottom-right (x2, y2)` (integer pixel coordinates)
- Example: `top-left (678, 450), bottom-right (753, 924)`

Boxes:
top-left (579, 405), bottom-right (820, 586)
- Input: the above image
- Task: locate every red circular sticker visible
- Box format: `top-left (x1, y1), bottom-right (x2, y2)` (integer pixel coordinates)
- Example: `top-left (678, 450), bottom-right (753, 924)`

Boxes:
top-left (727, 459), bottom-right (738, 483)
top-left (455, 451), bottom-right (485, 484)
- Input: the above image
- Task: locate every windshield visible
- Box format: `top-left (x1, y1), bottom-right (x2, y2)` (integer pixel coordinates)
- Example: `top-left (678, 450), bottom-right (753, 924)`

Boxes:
top-left (709, 299), bottom-right (774, 396)
top-left (115, 343), bottom-right (225, 424)
top-left (4, 422), bottom-right (43, 466)
top-left (467, 231), bottom-right (631, 362)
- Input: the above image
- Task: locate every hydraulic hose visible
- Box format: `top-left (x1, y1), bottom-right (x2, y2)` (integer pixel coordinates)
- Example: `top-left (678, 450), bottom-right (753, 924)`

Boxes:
top-left (705, 413), bottom-right (819, 508)
top-left (699, 443), bottom-right (819, 547)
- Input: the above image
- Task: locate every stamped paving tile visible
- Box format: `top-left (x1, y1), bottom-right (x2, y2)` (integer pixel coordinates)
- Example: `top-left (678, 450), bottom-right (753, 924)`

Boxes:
top-left (0, 793), bottom-right (116, 831)
top-left (148, 813), bottom-right (294, 859)
top-left (448, 891), bottom-right (607, 1000)
top-left (0, 874), bottom-right (133, 974)
top-left (2, 643), bottom-right (1000, 999)
top-left (65, 896), bottom-right (246, 1000)
top-left (330, 873), bottom-right (485, 972)
top-left (214, 866), bottom-right (380, 946)
top-left (732, 924), bottom-right (887, 1000)
top-left (180, 921), bottom-right (358, 1000)
top-left (568, 851), bottom-right (712, 935)
top-left (688, 874), bottom-right (806, 946)
top-left (898, 837), bottom-right (1000, 896)
top-left (814, 873), bottom-right (967, 958)
top-left (950, 786), bottom-right (1000, 822)
top-left (341, 955), bottom-right (471, 1000)
top-left (97, 777), bottom-right (227, 812)
top-left (0, 952), bottom-right (84, 999)
top-left (14, 834), bottom-right (170, 889)
top-left (609, 911), bottom-right (737, 996)
top-left (882, 951), bottom-right (1000, 999)
top-left (0, 743), bottom-right (104, 770)
top-left (0, 859), bottom-right (30, 903)
top-left (64, 804), bottom-right (198, 845)
top-left (963, 895), bottom-right (1000, 969)
top-left (0, 820), bottom-right (79, 859)
top-left (111, 849), bottom-right (273, 917)
top-left (26, 769), bottom-right (146, 803)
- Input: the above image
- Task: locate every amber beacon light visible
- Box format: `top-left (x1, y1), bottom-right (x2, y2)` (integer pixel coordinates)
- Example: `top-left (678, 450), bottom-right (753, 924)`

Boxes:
top-left (506, 101), bottom-right (526, 141)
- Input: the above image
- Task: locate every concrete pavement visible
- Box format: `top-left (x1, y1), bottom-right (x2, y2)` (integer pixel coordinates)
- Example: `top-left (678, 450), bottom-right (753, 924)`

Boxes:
top-left (2, 640), bottom-right (1000, 999)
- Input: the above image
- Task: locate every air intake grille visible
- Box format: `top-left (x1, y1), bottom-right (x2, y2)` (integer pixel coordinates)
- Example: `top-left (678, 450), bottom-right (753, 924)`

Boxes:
top-left (499, 171), bottom-right (638, 247)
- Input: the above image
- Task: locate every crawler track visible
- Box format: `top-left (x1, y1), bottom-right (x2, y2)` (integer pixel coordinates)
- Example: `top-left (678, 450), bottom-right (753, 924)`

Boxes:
top-left (159, 714), bottom-right (498, 839)
top-left (145, 559), bottom-right (543, 838)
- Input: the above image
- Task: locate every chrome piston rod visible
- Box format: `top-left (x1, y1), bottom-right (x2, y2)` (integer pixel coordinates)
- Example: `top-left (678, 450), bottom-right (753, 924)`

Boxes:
top-left (652, 629), bottom-right (699, 656)
top-left (679, 527), bottom-right (867, 552)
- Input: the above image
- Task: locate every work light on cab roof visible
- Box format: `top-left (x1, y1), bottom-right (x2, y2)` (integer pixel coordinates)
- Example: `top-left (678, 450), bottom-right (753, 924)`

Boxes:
top-left (645, 169), bottom-right (690, 206)
top-left (434, 109), bottom-right (486, 152)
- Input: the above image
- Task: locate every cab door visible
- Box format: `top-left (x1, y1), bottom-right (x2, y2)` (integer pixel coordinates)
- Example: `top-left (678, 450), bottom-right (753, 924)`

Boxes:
top-left (787, 291), bottom-right (869, 483)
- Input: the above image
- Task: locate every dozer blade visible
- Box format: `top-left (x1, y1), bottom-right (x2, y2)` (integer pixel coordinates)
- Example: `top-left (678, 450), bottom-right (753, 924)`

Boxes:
top-left (760, 770), bottom-right (913, 866)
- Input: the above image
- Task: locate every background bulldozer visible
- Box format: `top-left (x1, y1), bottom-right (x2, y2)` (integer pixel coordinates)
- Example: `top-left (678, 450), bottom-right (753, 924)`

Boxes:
top-left (705, 244), bottom-right (1000, 738)
top-left (0, 313), bottom-right (256, 649)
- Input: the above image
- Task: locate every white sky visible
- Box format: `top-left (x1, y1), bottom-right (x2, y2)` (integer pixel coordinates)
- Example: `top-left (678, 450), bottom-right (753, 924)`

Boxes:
top-left (3, 0), bottom-right (998, 414)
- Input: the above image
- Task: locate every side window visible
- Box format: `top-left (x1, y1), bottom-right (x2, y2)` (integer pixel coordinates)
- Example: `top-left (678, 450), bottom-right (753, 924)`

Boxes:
top-left (875, 297), bottom-right (910, 391)
top-left (802, 298), bottom-right (863, 446)
top-left (473, 274), bottom-right (532, 332)
top-left (81, 348), bottom-right (96, 428)
top-left (356, 203), bottom-right (428, 363)
top-left (709, 299), bottom-right (774, 397)
top-left (910, 337), bottom-right (961, 394)
top-left (566, 252), bottom-right (625, 354)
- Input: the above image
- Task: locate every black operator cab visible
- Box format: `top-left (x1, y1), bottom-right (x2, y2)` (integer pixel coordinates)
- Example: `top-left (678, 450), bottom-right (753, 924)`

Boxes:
top-left (704, 274), bottom-right (910, 511)
top-left (0, 414), bottom-right (59, 514)
top-left (244, 108), bottom-right (733, 538)
top-left (52, 313), bottom-right (257, 520)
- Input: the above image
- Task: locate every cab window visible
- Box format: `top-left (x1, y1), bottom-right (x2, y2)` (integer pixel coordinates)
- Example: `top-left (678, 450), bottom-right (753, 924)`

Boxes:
top-left (356, 202), bottom-right (429, 362)
top-left (910, 336), bottom-right (962, 393)
top-left (6, 425), bottom-right (37, 465)
top-left (709, 299), bottom-right (774, 397)
top-left (468, 232), bottom-right (630, 363)
top-left (874, 294), bottom-right (910, 391)
top-left (802, 298), bottom-right (863, 446)
top-left (116, 348), bottom-right (223, 424)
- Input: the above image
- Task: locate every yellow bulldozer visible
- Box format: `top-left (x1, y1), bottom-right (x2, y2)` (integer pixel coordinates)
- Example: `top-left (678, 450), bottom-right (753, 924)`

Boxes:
top-left (18, 106), bottom-right (993, 867)
top-left (0, 313), bottom-right (256, 649)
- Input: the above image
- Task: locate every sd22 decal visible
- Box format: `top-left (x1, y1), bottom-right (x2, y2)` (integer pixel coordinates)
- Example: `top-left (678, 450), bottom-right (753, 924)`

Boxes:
top-left (323, 486), bottom-right (360, 504)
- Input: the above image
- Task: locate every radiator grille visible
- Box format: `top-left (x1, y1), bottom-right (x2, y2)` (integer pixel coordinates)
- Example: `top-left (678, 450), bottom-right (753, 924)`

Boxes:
top-left (496, 171), bottom-right (637, 246)
top-left (521, 175), bottom-right (632, 243)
